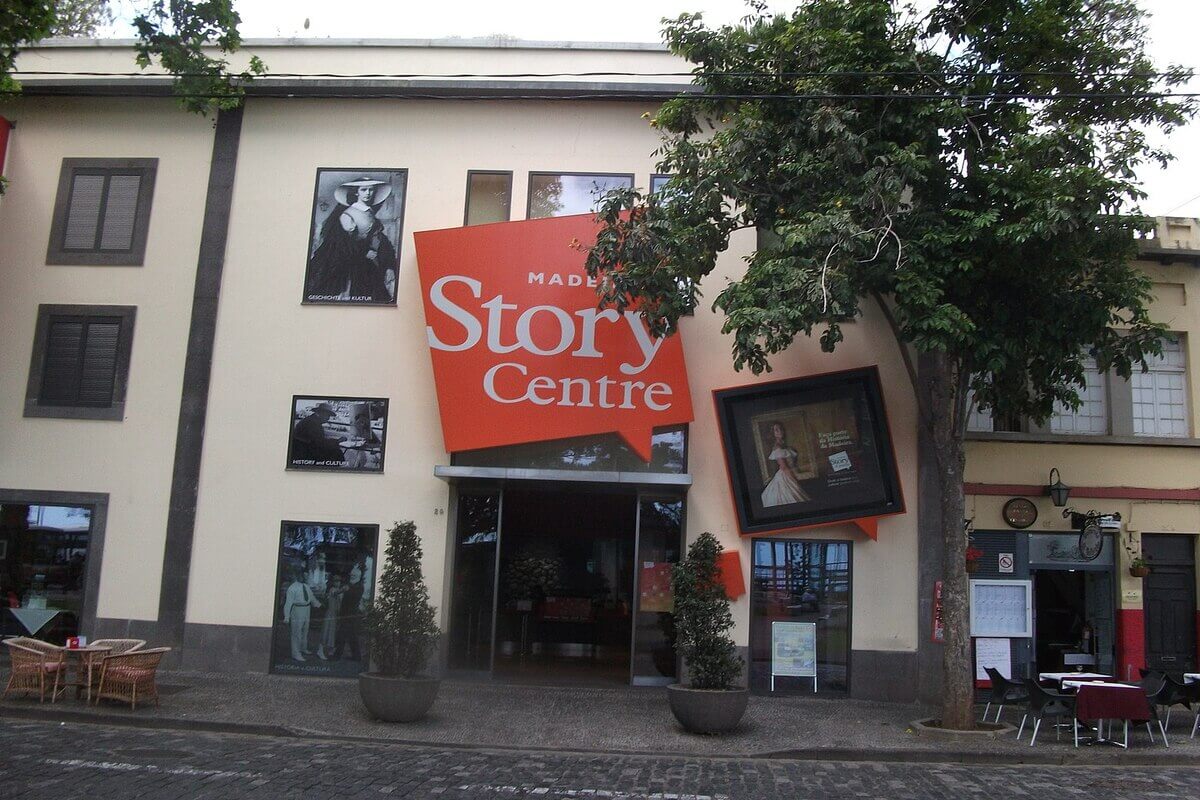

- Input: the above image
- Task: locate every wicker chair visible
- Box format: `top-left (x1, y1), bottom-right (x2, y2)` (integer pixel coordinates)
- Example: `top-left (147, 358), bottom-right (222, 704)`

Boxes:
top-left (94, 647), bottom-right (170, 710)
top-left (80, 639), bottom-right (146, 697)
top-left (90, 638), bottom-right (146, 655)
top-left (2, 637), bottom-right (67, 703)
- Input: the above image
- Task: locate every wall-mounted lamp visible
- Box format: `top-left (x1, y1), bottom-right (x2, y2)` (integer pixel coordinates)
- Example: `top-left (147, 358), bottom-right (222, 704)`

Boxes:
top-left (1047, 468), bottom-right (1070, 507)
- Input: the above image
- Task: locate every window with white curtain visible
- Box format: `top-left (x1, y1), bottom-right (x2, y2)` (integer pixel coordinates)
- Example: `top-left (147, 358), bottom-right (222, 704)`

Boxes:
top-left (1132, 337), bottom-right (1189, 437)
top-left (966, 388), bottom-right (994, 432)
top-left (1049, 356), bottom-right (1108, 435)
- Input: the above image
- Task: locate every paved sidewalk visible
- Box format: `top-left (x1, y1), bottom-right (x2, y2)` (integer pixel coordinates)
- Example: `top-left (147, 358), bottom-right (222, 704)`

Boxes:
top-left (2, 669), bottom-right (1197, 763)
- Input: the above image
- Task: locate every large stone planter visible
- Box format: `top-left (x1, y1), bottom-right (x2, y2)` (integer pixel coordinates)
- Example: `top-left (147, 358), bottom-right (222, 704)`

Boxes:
top-left (358, 672), bottom-right (439, 722)
top-left (667, 683), bottom-right (749, 734)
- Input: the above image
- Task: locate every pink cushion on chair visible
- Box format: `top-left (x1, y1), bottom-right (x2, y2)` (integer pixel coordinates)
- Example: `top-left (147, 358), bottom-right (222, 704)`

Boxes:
top-left (106, 666), bottom-right (154, 680)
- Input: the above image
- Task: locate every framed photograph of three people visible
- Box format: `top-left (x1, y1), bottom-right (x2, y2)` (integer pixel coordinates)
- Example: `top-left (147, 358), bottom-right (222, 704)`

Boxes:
top-left (302, 168), bottom-right (408, 305)
top-left (714, 366), bottom-right (904, 535)
top-left (270, 521), bottom-right (378, 677)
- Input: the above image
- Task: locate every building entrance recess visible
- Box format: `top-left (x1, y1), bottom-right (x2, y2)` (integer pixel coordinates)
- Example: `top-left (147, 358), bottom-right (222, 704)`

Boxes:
top-left (447, 486), bottom-right (682, 686)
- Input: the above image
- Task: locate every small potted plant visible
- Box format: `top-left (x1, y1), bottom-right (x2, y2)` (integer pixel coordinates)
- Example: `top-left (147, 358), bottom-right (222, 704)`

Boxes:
top-left (666, 532), bottom-right (748, 734)
top-left (965, 547), bottom-right (984, 574)
top-left (359, 521), bottom-right (441, 722)
top-left (1128, 556), bottom-right (1151, 578)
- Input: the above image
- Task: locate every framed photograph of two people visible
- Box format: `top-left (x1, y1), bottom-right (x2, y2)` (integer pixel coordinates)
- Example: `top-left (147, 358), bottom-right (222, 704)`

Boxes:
top-left (714, 366), bottom-right (904, 535)
top-left (302, 168), bottom-right (407, 305)
top-left (287, 395), bottom-right (389, 473)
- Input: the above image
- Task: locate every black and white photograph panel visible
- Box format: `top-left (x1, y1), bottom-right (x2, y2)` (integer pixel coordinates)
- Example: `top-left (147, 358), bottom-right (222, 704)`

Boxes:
top-left (287, 396), bottom-right (389, 473)
top-left (270, 522), bottom-right (377, 678)
top-left (303, 168), bottom-right (407, 305)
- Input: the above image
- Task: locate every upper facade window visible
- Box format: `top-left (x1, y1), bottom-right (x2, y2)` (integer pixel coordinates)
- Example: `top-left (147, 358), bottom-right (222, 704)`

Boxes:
top-left (527, 172), bottom-right (634, 219)
top-left (464, 171), bottom-right (513, 226)
top-left (46, 158), bottom-right (157, 266)
top-left (25, 304), bottom-right (136, 420)
top-left (1133, 337), bottom-right (1188, 438)
top-left (1049, 356), bottom-right (1108, 435)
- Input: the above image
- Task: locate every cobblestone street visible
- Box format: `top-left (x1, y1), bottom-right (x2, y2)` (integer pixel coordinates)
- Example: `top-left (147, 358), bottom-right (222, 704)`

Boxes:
top-left (1, 718), bottom-right (1197, 799)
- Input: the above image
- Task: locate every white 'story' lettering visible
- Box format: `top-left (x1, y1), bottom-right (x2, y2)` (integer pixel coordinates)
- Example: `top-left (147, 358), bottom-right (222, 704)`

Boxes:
top-left (426, 275), bottom-right (664, 375)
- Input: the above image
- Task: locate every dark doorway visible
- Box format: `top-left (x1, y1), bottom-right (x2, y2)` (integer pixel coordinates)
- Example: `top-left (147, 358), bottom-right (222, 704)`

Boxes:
top-left (493, 488), bottom-right (637, 685)
top-left (1033, 570), bottom-right (1086, 673)
top-left (1143, 534), bottom-right (1197, 675)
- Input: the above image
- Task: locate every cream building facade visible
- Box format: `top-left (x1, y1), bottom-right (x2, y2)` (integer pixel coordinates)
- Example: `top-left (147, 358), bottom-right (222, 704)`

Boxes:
top-left (0, 39), bottom-right (1195, 701)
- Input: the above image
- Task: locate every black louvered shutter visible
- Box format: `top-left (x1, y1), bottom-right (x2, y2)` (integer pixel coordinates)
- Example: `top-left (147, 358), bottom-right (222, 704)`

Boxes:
top-left (39, 316), bottom-right (122, 406)
top-left (62, 171), bottom-right (142, 253)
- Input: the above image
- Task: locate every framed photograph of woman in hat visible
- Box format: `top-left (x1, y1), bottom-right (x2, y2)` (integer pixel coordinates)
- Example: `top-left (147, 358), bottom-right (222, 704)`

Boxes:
top-left (302, 168), bottom-right (408, 305)
top-left (287, 395), bottom-right (389, 472)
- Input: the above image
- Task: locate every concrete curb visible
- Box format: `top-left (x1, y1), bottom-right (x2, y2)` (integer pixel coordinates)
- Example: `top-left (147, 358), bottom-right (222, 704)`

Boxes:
top-left (3, 706), bottom-right (1197, 767)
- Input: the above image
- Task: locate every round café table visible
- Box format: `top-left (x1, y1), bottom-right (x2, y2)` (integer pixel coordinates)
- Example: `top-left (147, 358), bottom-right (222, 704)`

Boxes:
top-left (62, 645), bottom-right (111, 703)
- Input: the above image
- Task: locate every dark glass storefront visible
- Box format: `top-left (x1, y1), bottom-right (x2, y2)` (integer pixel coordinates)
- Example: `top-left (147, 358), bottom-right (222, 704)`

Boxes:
top-left (750, 539), bottom-right (851, 694)
top-left (0, 503), bottom-right (94, 643)
top-left (447, 485), bottom-right (684, 686)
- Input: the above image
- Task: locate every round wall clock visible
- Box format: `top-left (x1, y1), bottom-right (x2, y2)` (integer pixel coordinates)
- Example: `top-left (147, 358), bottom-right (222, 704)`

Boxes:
top-left (1002, 497), bottom-right (1038, 529)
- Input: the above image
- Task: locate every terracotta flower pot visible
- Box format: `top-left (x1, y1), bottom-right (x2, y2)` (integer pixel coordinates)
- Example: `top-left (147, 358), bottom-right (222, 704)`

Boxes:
top-left (965, 560), bottom-right (980, 574)
top-left (1129, 565), bottom-right (1151, 578)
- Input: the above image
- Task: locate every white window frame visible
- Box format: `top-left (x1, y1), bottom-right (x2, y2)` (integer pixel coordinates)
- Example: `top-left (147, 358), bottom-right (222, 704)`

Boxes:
top-left (1049, 356), bottom-right (1108, 435)
top-left (1132, 337), bottom-right (1189, 438)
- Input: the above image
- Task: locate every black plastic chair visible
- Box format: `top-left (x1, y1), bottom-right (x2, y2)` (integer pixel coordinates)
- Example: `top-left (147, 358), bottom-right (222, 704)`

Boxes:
top-left (1156, 674), bottom-right (1193, 729)
top-left (1180, 680), bottom-right (1200, 739)
top-left (982, 667), bottom-right (1028, 724)
top-left (1019, 678), bottom-right (1077, 746)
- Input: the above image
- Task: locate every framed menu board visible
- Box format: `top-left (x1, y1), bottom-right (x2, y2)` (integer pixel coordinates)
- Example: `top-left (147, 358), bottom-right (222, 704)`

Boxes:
top-left (969, 579), bottom-right (1033, 638)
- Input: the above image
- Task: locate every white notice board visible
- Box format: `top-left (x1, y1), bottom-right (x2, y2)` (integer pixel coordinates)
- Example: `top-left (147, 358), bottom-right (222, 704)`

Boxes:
top-left (771, 621), bottom-right (817, 692)
top-left (969, 579), bottom-right (1033, 638)
top-left (974, 637), bottom-right (1012, 680)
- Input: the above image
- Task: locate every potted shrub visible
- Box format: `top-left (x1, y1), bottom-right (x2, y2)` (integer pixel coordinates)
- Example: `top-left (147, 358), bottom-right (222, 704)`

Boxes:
top-left (1129, 557), bottom-right (1151, 578)
top-left (359, 521), bottom-right (441, 722)
top-left (666, 532), bottom-right (748, 734)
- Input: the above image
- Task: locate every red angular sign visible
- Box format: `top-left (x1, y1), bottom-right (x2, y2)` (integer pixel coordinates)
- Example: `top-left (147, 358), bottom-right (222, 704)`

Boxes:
top-left (414, 214), bottom-right (694, 461)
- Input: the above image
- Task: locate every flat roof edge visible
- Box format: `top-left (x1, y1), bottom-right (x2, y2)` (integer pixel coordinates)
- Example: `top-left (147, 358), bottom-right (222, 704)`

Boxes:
top-left (26, 37), bottom-right (670, 52)
top-left (16, 77), bottom-right (696, 100)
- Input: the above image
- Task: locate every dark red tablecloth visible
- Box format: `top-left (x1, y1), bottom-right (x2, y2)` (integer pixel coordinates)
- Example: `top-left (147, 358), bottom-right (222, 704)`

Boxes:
top-left (1075, 684), bottom-right (1151, 722)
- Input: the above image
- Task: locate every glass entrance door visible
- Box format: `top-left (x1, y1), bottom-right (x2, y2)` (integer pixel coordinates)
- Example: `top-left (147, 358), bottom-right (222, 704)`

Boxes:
top-left (630, 496), bottom-right (684, 685)
top-left (447, 491), bottom-right (501, 673)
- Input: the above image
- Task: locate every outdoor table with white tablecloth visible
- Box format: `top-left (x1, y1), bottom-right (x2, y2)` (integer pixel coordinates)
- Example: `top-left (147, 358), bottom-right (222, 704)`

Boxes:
top-left (1039, 671), bottom-right (1111, 688)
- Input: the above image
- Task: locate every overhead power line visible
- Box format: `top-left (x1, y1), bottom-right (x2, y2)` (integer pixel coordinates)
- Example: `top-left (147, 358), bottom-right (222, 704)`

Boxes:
top-left (10, 68), bottom-right (1197, 80)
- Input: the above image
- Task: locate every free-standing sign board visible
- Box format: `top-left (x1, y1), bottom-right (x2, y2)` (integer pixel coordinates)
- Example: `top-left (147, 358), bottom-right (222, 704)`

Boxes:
top-left (771, 621), bottom-right (817, 692)
top-left (414, 214), bottom-right (693, 460)
top-left (714, 367), bottom-right (904, 537)
top-left (974, 637), bottom-right (1013, 681)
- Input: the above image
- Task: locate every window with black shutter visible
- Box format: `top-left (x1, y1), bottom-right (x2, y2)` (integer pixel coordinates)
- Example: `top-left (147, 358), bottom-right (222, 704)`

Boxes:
top-left (25, 305), bottom-right (136, 420)
top-left (46, 159), bottom-right (157, 266)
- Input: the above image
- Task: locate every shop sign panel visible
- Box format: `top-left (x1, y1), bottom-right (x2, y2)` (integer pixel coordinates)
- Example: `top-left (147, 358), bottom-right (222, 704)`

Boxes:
top-left (414, 214), bottom-right (693, 460)
top-left (1028, 533), bottom-right (1114, 568)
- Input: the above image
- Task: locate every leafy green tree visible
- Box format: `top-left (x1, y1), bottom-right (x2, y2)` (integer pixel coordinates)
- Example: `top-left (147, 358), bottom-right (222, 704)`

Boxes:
top-left (672, 531), bottom-right (742, 690)
top-left (363, 521), bottom-right (440, 678)
top-left (133, 1), bottom-right (265, 115)
top-left (49, 0), bottom-right (112, 37)
top-left (1, 1), bottom-right (263, 115)
top-left (586, 0), bottom-right (1192, 729)
top-left (1, 2), bottom-right (56, 95)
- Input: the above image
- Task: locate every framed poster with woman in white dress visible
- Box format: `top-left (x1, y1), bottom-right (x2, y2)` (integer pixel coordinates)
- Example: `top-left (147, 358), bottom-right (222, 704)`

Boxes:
top-left (714, 367), bottom-right (904, 535)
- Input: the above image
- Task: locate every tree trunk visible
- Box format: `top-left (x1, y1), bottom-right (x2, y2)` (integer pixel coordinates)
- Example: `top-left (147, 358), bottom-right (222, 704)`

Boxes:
top-left (925, 350), bottom-right (974, 730)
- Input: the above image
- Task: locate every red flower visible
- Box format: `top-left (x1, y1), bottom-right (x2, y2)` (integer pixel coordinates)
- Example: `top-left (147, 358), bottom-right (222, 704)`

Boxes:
top-left (965, 547), bottom-right (985, 562)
